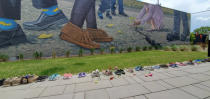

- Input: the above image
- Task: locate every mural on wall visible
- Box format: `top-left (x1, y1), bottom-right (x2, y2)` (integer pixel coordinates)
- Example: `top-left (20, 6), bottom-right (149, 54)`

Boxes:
top-left (0, 0), bottom-right (191, 59)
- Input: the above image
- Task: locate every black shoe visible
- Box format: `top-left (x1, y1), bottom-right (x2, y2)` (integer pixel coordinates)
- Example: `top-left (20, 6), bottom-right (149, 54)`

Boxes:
top-left (119, 12), bottom-right (128, 17)
top-left (0, 79), bottom-right (5, 86)
top-left (167, 33), bottom-right (180, 41)
top-left (111, 11), bottom-right (117, 16)
top-left (106, 13), bottom-right (112, 19)
top-left (180, 34), bottom-right (188, 41)
top-left (23, 11), bottom-right (68, 30)
top-left (0, 24), bottom-right (29, 48)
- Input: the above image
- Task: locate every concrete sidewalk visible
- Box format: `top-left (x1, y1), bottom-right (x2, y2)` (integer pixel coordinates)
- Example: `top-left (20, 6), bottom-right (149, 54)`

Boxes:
top-left (0, 63), bottom-right (210, 99)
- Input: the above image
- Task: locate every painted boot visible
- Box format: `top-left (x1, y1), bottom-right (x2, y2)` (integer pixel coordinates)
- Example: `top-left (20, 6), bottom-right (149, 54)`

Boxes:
top-left (0, 24), bottom-right (29, 48)
top-left (86, 28), bottom-right (113, 42)
top-left (60, 22), bottom-right (100, 49)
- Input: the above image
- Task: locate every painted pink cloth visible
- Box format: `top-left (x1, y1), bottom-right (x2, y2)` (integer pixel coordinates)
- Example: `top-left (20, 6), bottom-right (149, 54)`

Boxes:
top-left (136, 3), bottom-right (164, 29)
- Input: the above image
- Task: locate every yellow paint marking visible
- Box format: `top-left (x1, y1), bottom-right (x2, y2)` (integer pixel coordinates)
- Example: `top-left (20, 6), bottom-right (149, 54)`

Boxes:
top-left (0, 22), bottom-right (12, 26)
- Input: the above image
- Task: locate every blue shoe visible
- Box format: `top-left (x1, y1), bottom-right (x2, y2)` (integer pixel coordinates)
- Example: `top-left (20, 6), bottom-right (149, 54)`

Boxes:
top-left (170, 64), bottom-right (178, 68)
top-left (78, 72), bottom-right (86, 78)
top-left (152, 66), bottom-right (160, 69)
top-left (98, 11), bottom-right (104, 19)
top-left (135, 66), bottom-right (143, 71)
top-left (49, 74), bottom-right (60, 81)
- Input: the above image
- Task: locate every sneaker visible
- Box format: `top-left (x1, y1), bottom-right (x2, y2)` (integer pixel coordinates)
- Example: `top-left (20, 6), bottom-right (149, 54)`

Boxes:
top-left (78, 72), bottom-right (86, 78)
top-left (0, 24), bottom-right (29, 48)
top-left (127, 68), bottom-right (134, 73)
top-left (91, 69), bottom-right (100, 78)
top-left (37, 75), bottom-right (48, 82)
top-left (63, 73), bottom-right (72, 80)
top-left (135, 66), bottom-right (143, 71)
top-left (114, 69), bottom-right (125, 75)
top-left (103, 70), bottom-right (113, 76)
top-left (49, 74), bottom-right (60, 81)
top-left (98, 11), bottom-right (104, 19)
top-left (23, 11), bottom-right (68, 30)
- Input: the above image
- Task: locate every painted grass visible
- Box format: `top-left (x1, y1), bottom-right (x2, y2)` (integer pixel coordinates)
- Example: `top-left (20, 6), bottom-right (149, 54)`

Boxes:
top-left (0, 51), bottom-right (207, 79)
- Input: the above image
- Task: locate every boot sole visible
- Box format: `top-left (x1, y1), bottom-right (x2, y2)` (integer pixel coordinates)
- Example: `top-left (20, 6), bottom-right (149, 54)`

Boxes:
top-left (94, 38), bottom-right (113, 42)
top-left (60, 33), bottom-right (100, 49)
top-left (23, 17), bottom-right (68, 31)
top-left (0, 35), bottom-right (29, 48)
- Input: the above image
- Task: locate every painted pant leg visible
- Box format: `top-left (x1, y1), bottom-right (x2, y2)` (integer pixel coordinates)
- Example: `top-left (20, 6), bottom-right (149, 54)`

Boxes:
top-left (70, 0), bottom-right (95, 28)
top-left (99, 0), bottom-right (111, 13)
top-left (0, 0), bottom-right (21, 20)
top-left (181, 12), bottom-right (190, 36)
top-left (86, 0), bottom-right (97, 29)
top-left (32, 0), bottom-right (57, 9)
top-left (111, 0), bottom-right (117, 13)
top-left (118, 0), bottom-right (124, 13)
top-left (173, 10), bottom-right (181, 36)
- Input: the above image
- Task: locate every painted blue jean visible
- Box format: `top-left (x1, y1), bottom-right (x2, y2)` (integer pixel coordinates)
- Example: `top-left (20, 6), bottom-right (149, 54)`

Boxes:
top-left (111, 0), bottom-right (124, 13)
top-left (98, 0), bottom-right (111, 13)
top-left (173, 10), bottom-right (190, 36)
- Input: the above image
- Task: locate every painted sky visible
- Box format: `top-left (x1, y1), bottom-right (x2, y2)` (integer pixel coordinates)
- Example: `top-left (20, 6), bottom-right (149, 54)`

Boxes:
top-left (137, 0), bottom-right (210, 32)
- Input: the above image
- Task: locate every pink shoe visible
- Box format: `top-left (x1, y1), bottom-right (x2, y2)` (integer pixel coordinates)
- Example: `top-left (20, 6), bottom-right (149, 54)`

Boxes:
top-left (63, 73), bottom-right (72, 79)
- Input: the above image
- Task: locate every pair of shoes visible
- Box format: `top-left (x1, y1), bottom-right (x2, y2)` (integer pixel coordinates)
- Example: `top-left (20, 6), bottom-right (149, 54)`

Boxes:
top-left (21, 75), bottom-right (39, 84)
top-left (3, 77), bottom-right (21, 87)
top-left (187, 60), bottom-right (194, 65)
top-left (37, 75), bottom-right (48, 82)
top-left (176, 62), bottom-right (186, 66)
top-left (114, 69), bottom-right (125, 75)
top-left (0, 79), bottom-right (5, 86)
top-left (145, 73), bottom-right (153, 77)
top-left (60, 22), bottom-right (113, 49)
top-left (144, 66), bottom-right (154, 71)
top-left (91, 69), bottom-right (100, 78)
top-left (126, 68), bottom-right (134, 73)
top-left (112, 11), bottom-right (128, 17)
top-left (152, 65), bottom-right (160, 69)
top-left (63, 73), bottom-right (72, 80)
top-left (103, 70), bottom-right (113, 76)
top-left (159, 64), bottom-right (169, 68)
top-left (169, 63), bottom-right (178, 68)
top-left (98, 11), bottom-right (112, 19)
top-left (135, 66), bottom-right (143, 71)
top-left (49, 74), bottom-right (60, 81)
top-left (194, 59), bottom-right (202, 64)
top-left (78, 72), bottom-right (86, 78)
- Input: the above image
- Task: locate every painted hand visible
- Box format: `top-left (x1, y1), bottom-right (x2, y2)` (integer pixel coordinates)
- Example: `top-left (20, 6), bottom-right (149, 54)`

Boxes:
top-left (133, 20), bottom-right (141, 26)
